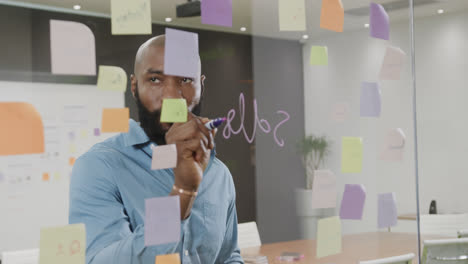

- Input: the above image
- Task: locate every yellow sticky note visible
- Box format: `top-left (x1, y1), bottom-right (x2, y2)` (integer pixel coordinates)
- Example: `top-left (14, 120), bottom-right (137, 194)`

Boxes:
top-left (69, 144), bottom-right (77, 154)
top-left (341, 137), bottom-right (363, 173)
top-left (310, 46), bottom-right (328, 66)
top-left (101, 108), bottom-right (129, 133)
top-left (39, 224), bottom-right (86, 264)
top-left (155, 253), bottom-right (180, 264)
top-left (111, 0), bottom-right (152, 35)
top-left (317, 216), bottom-right (342, 258)
top-left (278, 0), bottom-right (306, 31)
top-left (160, 99), bottom-right (188, 123)
top-left (97, 66), bottom-right (127, 92)
top-left (80, 130), bottom-right (88, 139)
top-left (320, 0), bottom-right (344, 32)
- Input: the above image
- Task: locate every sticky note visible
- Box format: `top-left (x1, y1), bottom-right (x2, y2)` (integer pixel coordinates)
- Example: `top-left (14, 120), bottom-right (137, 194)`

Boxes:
top-left (111, 0), bottom-right (151, 35)
top-left (380, 128), bottom-right (406, 161)
top-left (278, 0), bottom-right (306, 31)
top-left (156, 253), bottom-right (181, 264)
top-left (69, 144), bottom-right (77, 154)
top-left (340, 184), bottom-right (366, 220)
top-left (145, 196), bottom-right (181, 246)
top-left (160, 99), bottom-right (188, 123)
top-left (53, 172), bottom-right (61, 180)
top-left (69, 157), bottom-right (76, 166)
top-left (316, 216), bottom-right (342, 258)
top-left (39, 224), bottom-right (86, 264)
top-left (97, 66), bottom-right (128, 92)
top-left (68, 131), bottom-right (75, 141)
top-left (370, 3), bottom-right (390, 40)
top-left (379, 46), bottom-right (406, 80)
top-left (101, 108), bottom-right (129, 133)
top-left (94, 128), bottom-right (100, 136)
top-left (164, 28), bottom-right (199, 79)
top-left (201, 0), bottom-right (233, 27)
top-left (331, 102), bottom-right (349, 122)
top-left (42, 173), bottom-right (50, 182)
top-left (0, 102), bottom-right (45, 156)
top-left (360, 82), bottom-right (381, 117)
top-left (152, 144), bottom-right (177, 170)
top-left (310, 46), bottom-right (328, 66)
top-left (341, 137), bottom-right (363, 173)
top-left (50, 20), bottom-right (96, 75)
top-left (311, 170), bottom-right (337, 209)
top-left (80, 130), bottom-right (88, 139)
top-left (320, 0), bottom-right (344, 32)
top-left (378, 192), bottom-right (398, 228)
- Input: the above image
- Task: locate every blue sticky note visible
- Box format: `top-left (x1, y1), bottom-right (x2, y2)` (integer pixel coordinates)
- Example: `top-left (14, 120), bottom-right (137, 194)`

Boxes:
top-left (145, 196), bottom-right (181, 246)
top-left (164, 28), bottom-right (199, 79)
top-left (201, 0), bottom-right (233, 27)
top-left (370, 3), bottom-right (390, 40)
top-left (360, 82), bottom-right (381, 117)
top-left (378, 192), bottom-right (397, 229)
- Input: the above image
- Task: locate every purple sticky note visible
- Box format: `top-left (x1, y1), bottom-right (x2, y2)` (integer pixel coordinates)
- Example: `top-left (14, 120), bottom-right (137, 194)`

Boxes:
top-left (68, 131), bottom-right (75, 140)
top-left (370, 3), bottom-right (390, 40)
top-left (164, 28), bottom-right (199, 79)
top-left (340, 184), bottom-right (366, 220)
top-left (378, 192), bottom-right (398, 229)
top-left (201, 0), bottom-right (233, 27)
top-left (360, 82), bottom-right (381, 117)
top-left (94, 128), bottom-right (100, 136)
top-left (145, 196), bottom-right (181, 246)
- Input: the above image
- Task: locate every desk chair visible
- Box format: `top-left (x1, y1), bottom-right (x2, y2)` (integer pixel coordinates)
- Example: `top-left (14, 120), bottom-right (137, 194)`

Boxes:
top-left (238, 221), bottom-right (262, 249)
top-left (422, 238), bottom-right (468, 264)
top-left (457, 229), bottom-right (468, 238)
top-left (359, 253), bottom-right (415, 264)
top-left (420, 214), bottom-right (468, 237)
top-left (1, 249), bottom-right (38, 264)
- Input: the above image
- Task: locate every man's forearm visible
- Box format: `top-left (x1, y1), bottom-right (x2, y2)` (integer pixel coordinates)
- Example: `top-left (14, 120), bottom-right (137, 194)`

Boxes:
top-left (170, 187), bottom-right (196, 220)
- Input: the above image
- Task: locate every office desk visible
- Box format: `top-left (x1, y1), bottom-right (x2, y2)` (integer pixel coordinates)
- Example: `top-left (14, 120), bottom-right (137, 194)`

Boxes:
top-left (241, 232), bottom-right (440, 264)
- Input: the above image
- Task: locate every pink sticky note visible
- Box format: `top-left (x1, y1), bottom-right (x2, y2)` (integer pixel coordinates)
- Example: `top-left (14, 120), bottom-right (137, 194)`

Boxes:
top-left (201, 0), bottom-right (233, 27)
top-left (311, 170), bottom-right (337, 209)
top-left (164, 28), bottom-right (199, 79)
top-left (145, 196), bottom-right (181, 246)
top-left (339, 184), bottom-right (366, 220)
top-left (379, 128), bottom-right (406, 161)
top-left (370, 3), bottom-right (390, 40)
top-left (94, 128), bottom-right (100, 136)
top-left (360, 82), bottom-right (381, 117)
top-left (151, 144), bottom-right (177, 170)
top-left (379, 46), bottom-right (406, 80)
top-left (378, 192), bottom-right (397, 228)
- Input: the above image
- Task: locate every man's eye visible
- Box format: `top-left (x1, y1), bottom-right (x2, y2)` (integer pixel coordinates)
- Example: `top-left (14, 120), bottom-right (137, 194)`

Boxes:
top-left (182, 78), bottom-right (193, 84)
top-left (150, 77), bottom-right (160, 83)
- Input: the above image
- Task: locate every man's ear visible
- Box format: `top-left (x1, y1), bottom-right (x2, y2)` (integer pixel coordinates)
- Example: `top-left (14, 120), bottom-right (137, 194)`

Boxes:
top-left (130, 74), bottom-right (137, 99)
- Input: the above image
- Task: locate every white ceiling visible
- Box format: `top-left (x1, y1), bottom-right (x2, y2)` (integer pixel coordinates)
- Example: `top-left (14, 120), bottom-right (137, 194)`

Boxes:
top-left (1, 0), bottom-right (468, 40)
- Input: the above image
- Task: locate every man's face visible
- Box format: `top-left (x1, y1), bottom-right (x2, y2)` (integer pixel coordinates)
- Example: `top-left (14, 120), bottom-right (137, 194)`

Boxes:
top-left (131, 42), bottom-right (203, 143)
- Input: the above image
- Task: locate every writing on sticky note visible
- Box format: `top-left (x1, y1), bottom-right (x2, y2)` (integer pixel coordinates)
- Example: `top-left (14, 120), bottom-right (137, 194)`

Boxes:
top-left (311, 170), bottom-right (337, 209)
top-left (202, 0), bottom-right (233, 27)
top-left (317, 216), bottom-right (342, 258)
top-left (156, 253), bottom-right (181, 264)
top-left (152, 144), bottom-right (177, 170)
top-left (160, 99), bottom-right (188, 123)
top-left (164, 28), bottom-right (199, 79)
top-left (279, 0), bottom-right (306, 31)
top-left (101, 108), bottom-right (129, 133)
top-left (360, 82), bottom-right (381, 117)
top-left (145, 196), bottom-right (181, 246)
top-left (378, 192), bottom-right (398, 229)
top-left (320, 0), bottom-right (344, 32)
top-left (111, 0), bottom-right (151, 35)
top-left (340, 184), bottom-right (366, 220)
top-left (379, 46), bottom-right (406, 80)
top-left (370, 3), bottom-right (390, 40)
top-left (341, 137), bottom-right (363, 173)
top-left (0, 102), bottom-right (44, 156)
top-left (39, 224), bottom-right (86, 264)
top-left (310, 46), bottom-right (328, 66)
top-left (97, 66), bottom-right (127, 92)
top-left (379, 128), bottom-right (406, 161)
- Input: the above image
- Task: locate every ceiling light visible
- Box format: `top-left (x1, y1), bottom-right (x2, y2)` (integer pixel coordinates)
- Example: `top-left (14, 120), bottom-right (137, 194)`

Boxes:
top-left (73, 5), bottom-right (81, 10)
top-left (302, 34), bottom-right (309, 40)
top-left (240, 27), bottom-right (247, 32)
top-left (165, 17), bottom-right (172, 22)
top-left (364, 23), bottom-right (370, 28)
top-left (437, 9), bottom-right (444, 14)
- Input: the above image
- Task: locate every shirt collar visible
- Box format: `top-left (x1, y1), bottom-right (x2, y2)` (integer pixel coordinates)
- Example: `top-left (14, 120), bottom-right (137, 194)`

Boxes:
top-left (124, 119), bottom-right (151, 147)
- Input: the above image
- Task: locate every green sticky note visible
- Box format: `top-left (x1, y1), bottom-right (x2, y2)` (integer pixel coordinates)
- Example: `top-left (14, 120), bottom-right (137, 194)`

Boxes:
top-left (316, 216), bottom-right (342, 258)
top-left (160, 99), bottom-right (188, 123)
top-left (39, 224), bottom-right (86, 264)
top-left (310, 46), bottom-right (328, 65)
top-left (97, 66), bottom-right (127, 92)
top-left (111, 0), bottom-right (152, 35)
top-left (341, 137), bottom-right (363, 173)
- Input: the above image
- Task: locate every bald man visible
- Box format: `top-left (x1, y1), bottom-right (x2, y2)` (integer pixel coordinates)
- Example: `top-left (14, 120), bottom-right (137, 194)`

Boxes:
top-left (69, 35), bottom-right (244, 264)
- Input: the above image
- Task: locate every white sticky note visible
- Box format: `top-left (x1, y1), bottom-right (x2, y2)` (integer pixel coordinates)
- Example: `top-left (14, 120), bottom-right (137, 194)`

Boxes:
top-left (164, 28), bottom-right (199, 78)
top-left (145, 196), bottom-right (181, 246)
top-left (311, 170), bottom-right (337, 209)
top-left (379, 128), bottom-right (406, 161)
top-left (379, 46), bottom-right (406, 80)
top-left (278, 0), bottom-right (306, 31)
top-left (316, 216), bottom-right (342, 258)
top-left (50, 20), bottom-right (96, 75)
top-left (111, 0), bottom-right (152, 35)
top-left (151, 144), bottom-right (177, 170)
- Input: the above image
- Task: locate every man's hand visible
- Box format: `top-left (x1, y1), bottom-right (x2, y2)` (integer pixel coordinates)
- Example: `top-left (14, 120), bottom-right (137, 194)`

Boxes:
top-left (165, 113), bottom-right (216, 191)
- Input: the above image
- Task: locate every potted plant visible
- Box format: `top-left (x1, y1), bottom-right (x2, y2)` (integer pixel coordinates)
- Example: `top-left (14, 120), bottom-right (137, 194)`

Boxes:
top-left (295, 134), bottom-right (332, 239)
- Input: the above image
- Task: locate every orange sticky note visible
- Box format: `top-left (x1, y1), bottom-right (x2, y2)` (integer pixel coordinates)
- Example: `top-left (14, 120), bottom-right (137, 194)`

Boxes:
top-left (155, 253), bottom-right (180, 264)
top-left (320, 0), bottom-right (344, 32)
top-left (69, 157), bottom-right (76, 166)
top-left (42, 173), bottom-right (50, 181)
top-left (0, 102), bottom-right (45, 156)
top-left (101, 108), bottom-right (129, 133)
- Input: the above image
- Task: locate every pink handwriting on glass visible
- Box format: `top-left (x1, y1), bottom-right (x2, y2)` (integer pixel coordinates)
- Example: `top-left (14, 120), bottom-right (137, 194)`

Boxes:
top-left (56, 240), bottom-right (81, 256)
top-left (223, 93), bottom-right (290, 147)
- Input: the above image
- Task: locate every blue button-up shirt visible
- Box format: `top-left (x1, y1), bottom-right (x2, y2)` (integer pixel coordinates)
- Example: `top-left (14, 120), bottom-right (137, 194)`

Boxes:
top-left (69, 119), bottom-right (243, 264)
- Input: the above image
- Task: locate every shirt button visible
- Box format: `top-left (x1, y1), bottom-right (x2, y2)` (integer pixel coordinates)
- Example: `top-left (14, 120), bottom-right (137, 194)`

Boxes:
top-left (184, 250), bottom-right (189, 256)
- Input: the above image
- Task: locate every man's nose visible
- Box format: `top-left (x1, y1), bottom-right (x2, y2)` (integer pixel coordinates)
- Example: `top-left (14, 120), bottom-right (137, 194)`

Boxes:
top-left (161, 78), bottom-right (183, 99)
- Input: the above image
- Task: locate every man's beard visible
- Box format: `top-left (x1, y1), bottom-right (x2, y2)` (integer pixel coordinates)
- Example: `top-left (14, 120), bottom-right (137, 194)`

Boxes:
top-left (135, 89), bottom-right (168, 145)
